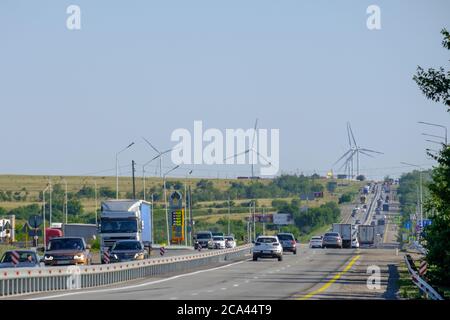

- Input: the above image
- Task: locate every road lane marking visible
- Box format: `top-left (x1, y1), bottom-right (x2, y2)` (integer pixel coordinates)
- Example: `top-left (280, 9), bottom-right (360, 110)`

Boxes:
top-left (233, 284), bottom-right (239, 287)
top-left (29, 260), bottom-right (247, 300)
top-left (296, 255), bottom-right (361, 300)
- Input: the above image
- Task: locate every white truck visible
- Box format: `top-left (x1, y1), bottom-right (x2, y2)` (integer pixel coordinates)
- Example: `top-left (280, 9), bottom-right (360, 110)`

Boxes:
top-left (99, 200), bottom-right (153, 263)
top-left (358, 225), bottom-right (375, 245)
top-left (332, 223), bottom-right (352, 248)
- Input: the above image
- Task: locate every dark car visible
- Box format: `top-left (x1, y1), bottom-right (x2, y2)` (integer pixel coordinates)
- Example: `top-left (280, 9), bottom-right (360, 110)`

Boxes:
top-left (276, 233), bottom-right (297, 254)
top-left (43, 237), bottom-right (92, 266)
top-left (0, 250), bottom-right (42, 268)
top-left (110, 240), bottom-right (148, 263)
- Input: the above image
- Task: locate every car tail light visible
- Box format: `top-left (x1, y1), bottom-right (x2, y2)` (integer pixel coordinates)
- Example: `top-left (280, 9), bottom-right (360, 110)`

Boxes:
top-left (291, 240), bottom-right (296, 245)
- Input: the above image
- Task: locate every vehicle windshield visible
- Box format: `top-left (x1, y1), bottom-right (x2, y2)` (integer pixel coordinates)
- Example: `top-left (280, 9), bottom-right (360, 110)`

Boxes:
top-left (225, 237), bottom-right (234, 241)
top-left (324, 233), bottom-right (339, 237)
top-left (112, 241), bottom-right (142, 251)
top-left (100, 218), bottom-right (138, 233)
top-left (257, 237), bottom-right (277, 243)
top-left (1, 252), bottom-right (36, 263)
top-left (311, 236), bottom-right (321, 240)
top-left (277, 234), bottom-right (294, 240)
top-left (196, 233), bottom-right (211, 239)
top-left (48, 238), bottom-right (84, 251)
top-left (213, 236), bottom-right (224, 241)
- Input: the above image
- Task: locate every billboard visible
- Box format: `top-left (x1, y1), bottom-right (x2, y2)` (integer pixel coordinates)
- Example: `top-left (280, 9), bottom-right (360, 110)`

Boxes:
top-left (273, 213), bottom-right (294, 225)
top-left (171, 209), bottom-right (185, 242)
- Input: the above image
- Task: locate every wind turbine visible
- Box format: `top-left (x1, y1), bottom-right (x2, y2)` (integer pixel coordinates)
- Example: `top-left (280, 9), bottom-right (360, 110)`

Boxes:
top-left (347, 122), bottom-right (383, 177)
top-left (224, 119), bottom-right (272, 179)
top-left (334, 122), bottom-right (383, 179)
top-left (142, 137), bottom-right (175, 178)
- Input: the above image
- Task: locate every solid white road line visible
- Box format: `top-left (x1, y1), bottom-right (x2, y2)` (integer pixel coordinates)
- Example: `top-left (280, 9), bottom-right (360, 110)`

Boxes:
top-left (29, 260), bottom-right (247, 300)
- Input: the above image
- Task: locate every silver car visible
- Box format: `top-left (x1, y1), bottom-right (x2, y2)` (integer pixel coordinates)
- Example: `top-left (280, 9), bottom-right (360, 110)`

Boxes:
top-left (322, 232), bottom-right (343, 248)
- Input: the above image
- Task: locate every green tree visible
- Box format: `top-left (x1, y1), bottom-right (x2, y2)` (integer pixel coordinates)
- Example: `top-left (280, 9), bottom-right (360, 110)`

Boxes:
top-left (326, 181), bottom-right (338, 193)
top-left (413, 29), bottom-right (450, 286)
top-left (413, 29), bottom-right (450, 110)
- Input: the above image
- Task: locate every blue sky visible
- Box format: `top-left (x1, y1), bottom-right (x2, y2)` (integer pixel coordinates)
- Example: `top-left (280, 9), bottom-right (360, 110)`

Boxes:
top-left (0, 0), bottom-right (449, 179)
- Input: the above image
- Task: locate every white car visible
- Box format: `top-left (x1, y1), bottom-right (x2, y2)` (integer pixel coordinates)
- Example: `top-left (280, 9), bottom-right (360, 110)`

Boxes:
top-left (309, 236), bottom-right (323, 248)
top-left (212, 236), bottom-right (226, 249)
top-left (253, 236), bottom-right (283, 261)
top-left (224, 236), bottom-right (236, 248)
top-left (351, 238), bottom-right (360, 248)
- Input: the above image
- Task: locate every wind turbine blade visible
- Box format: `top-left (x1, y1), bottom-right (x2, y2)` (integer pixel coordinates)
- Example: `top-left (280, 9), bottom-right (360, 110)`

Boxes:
top-left (359, 148), bottom-right (383, 154)
top-left (359, 150), bottom-right (375, 158)
top-left (333, 149), bottom-right (352, 166)
top-left (142, 137), bottom-right (160, 154)
top-left (253, 149), bottom-right (272, 165)
top-left (347, 122), bottom-right (352, 147)
top-left (224, 150), bottom-right (250, 161)
top-left (348, 123), bottom-right (357, 147)
top-left (251, 118), bottom-right (258, 149)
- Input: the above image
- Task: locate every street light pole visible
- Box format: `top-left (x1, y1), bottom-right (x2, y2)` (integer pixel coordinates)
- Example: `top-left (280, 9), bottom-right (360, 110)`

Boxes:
top-left (418, 121), bottom-right (448, 145)
top-left (116, 142), bottom-right (135, 199)
top-left (42, 185), bottom-right (50, 247)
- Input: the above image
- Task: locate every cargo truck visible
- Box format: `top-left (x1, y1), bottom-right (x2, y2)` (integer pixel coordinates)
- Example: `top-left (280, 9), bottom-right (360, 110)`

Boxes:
top-left (332, 223), bottom-right (352, 248)
top-left (358, 225), bottom-right (375, 245)
top-left (63, 223), bottom-right (98, 243)
top-left (99, 200), bottom-right (153, 263)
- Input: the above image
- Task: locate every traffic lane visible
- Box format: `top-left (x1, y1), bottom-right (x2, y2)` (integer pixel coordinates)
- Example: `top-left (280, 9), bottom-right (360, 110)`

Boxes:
top-left (306, 248), bottom-right (402, 300)
top-left (30, 245), bottom-right (358, 300)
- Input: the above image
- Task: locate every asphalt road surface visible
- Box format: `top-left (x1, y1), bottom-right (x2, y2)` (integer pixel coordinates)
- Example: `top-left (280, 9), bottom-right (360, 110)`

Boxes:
top-left (16, 185), bottom-right (402, 300)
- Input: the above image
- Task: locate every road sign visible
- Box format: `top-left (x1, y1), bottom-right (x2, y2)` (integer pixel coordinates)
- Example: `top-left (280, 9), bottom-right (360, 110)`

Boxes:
top-left (11, 251), bottom-right (20, 266)
top-left (419, 219), bottom-right (432, 228)
top-left (404, 222), bottom-right (411, 230)
top-left (160, 247), bottom-right (166, 256)
top-left (28, 215), bottom-right (42, 229)
top-left (171, 209), bottom-right (185, 242)
top-left (419, 260), bottom-right (427, 276)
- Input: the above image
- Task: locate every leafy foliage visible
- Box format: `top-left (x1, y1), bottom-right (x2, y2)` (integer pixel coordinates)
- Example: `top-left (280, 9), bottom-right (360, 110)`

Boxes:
top-left (413, 29), bottom-right (450, 110)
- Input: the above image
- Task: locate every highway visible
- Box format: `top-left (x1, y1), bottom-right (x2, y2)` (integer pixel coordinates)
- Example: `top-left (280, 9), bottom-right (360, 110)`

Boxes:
top-left (19, 184), bottom-right (402, 300)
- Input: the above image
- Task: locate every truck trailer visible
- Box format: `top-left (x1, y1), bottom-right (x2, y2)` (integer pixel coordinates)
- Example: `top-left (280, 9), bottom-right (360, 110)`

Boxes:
top-left (99, 200), bottom-right (153, 263)
top-left (358, 225), bottom-right (375, 245)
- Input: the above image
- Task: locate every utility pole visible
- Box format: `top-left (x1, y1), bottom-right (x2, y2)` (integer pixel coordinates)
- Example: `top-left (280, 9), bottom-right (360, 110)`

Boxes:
top-left (228, 196), bottom-right (231, 236)
top-left (189, 185), bottom-right (193, 246)
top-left (132, 160), bottom-right (136, 199)
top-left (49, 179), bottom-right (52, 226)
top-left (94, 180), bottom-right (98, 225)
top-left (262, 207), bottom-right (265, 235)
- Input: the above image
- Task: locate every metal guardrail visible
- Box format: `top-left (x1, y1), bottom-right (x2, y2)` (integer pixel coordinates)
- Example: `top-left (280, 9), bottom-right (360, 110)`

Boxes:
top-left (412, 241), bottom-right (428, 255)
top-left (0, 244), bottom-right (252, 298)
top-left (404, 254), bottom-right (443, 300)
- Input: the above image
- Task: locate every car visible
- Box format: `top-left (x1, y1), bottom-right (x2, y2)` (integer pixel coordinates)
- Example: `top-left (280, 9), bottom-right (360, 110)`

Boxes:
top-left (109, 240), bottom-right (148, 263)
top-left (309, 236), bottom-right (323, 248)
top-left (224, 236), bottom-right (236, 248)
top-left (252, 236), bottom-right (283, 261)
top-left (355, 219), bottom-right (361, 224)
top-left (351, 237), bottom-right (360, 248)
top-left (322, 232), bottom-right (343, 248)
top-left (194, 231), bottom-right (214, 249)
top-left (0, 250), bottom-right (42, 268)
top-left (363, 204), bottom-right (367, 209)
top-left (276, 233), bottom-right (297, 254)
top-left (212, 236), bottom-right (226, 249)
top-left (43, 237), bottom-right (92, 266)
